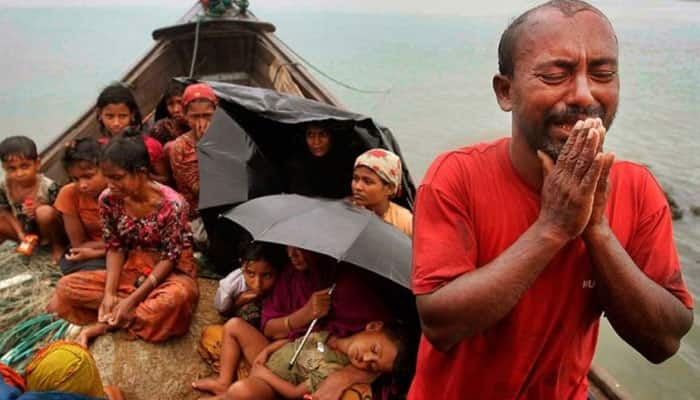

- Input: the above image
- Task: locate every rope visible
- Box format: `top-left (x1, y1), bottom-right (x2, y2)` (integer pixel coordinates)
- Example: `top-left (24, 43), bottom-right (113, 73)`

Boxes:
top-left (189, 15), bottom-right (202, 78)
top-left (277, 39), bottom-right (391, 95)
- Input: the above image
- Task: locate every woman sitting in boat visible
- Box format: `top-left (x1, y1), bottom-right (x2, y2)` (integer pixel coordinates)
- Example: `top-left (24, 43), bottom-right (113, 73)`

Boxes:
top-left (285, 123), bottom-right (355, 199)
top-left (351, 149), bottom-right (412, 237)
top-left (95, 82), bottom-right (169, 184)
top-left (194, 246), bottom-right (391, 399)
top-left (48, 134), bottom-right (199, 345)
top-left (168, 82), bottom-right (218, 249)
top-left (54, 138), bottom-right (108, 275)
top-left (149, 80), bottom-right (189, 145)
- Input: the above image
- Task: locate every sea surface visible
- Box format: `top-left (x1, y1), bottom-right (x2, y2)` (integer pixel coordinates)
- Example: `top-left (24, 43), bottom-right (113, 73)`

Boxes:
top-left (1, 1), bottom-right (699, 398)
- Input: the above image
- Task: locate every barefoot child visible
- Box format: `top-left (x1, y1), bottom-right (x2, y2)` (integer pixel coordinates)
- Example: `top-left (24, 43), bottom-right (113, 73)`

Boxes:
top-left (218, 321), bottom-right (408, 400)
top-left (194, 247), bottom-right (391, 398)
top-left (48, 134), bottom-right (198, 346)
top-left (0, 136), bottom-right (63, 262)
top-left (54, 138), bottom-right (108, 275)
top-left (194, 242), bottom-right (287, 394)
top-left (95, 82), bottom-right (169, 183)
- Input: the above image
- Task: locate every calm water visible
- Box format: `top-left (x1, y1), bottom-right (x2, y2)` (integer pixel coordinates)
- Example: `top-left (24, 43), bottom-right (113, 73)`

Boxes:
top-left (1, 2), bottom-right (699, 398)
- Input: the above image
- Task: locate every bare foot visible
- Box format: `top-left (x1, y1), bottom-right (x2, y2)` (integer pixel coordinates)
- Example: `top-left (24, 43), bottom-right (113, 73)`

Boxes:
top-left (75, 323), bottom-right (109, 348)
top-left (192, 377), bottom-right (230, 395)
top-left (51, 244), bottom-right (65, 265)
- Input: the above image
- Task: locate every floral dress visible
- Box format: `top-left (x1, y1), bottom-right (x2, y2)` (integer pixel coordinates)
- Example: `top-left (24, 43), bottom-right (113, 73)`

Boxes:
top-left (49, 184), bottom-right (199, 342)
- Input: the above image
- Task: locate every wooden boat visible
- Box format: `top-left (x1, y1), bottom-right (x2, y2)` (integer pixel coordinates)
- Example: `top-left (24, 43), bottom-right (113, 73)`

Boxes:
top-left (8, 1), bottom-right (629, 399)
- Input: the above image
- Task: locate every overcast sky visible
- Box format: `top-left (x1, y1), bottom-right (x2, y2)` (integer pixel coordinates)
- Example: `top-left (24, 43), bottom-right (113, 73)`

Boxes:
top-left (0, 0), bottom-right (540, 15)
top-left (0, 0), bottom-right (693, 20)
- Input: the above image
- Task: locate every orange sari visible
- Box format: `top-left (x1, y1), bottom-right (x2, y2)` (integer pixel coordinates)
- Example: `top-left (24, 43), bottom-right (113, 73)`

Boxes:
top-left (49, 250), bottom-right (198, 342)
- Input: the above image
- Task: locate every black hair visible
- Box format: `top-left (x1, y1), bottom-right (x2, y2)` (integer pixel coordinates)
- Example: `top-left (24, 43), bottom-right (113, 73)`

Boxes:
top-left (100, 133), bottom-right (150, 174)
top-left (154, 81), bottom-right (187, 121)
top-left (0, 136), bottom-right (38, 162)
top-left (239, 241), bottom-right (288, 271)
top-left (497, 0), bottom-right (611, 77)
top-left (379, 319), bottom-right (419, 398)
top-left (95, 82), bottom-right (143, 132)
top-left (164, 80), bottom-right (186, 99)
top-left (62, 138), bottom-right (102, 170)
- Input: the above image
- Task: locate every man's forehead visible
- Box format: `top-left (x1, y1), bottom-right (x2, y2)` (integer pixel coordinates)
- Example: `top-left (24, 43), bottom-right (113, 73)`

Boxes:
top-left (515, 7), bottom-right (618, 64)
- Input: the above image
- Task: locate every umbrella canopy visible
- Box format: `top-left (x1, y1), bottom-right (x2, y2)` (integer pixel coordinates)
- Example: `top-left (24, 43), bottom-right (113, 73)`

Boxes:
top-left (179, 78), bottom-right (416, 212)
top-left (221, 194), bottom-right (412, 289)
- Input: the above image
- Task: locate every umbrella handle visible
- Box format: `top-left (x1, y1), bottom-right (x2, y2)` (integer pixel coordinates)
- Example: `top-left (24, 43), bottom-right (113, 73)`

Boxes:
top-left (288, 284), bottom-right (336, 369)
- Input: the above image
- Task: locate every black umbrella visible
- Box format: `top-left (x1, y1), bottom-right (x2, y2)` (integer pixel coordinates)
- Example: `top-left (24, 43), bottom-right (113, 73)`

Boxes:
top-left (221, 194), bottom-right (412, 288)
top-left (181, 78), bottom-right (416, 213)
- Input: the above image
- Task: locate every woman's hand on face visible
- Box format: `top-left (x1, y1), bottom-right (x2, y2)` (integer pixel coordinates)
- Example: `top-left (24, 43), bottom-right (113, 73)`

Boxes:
top-left (98, 293), bottom-right (119, 323)
top-left (303, 288), bottom-right (332, 321)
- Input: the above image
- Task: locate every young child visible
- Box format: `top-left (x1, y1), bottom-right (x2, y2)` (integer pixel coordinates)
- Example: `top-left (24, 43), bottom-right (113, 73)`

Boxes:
top-left (95, 82), bottom-right (169, 183)
top-left (54, 138), bottom-right (108, 275)
top-left (168, 82), bottom-right (218, 248)
top-left (194, 242), bottom-right (287, 394)
top-left (0, 136), bottom-right (63, 262)
top-left (217, 320), bottom-right (408, 400)
top-left (351, 148), bottom-right (413, 237)
top-left (150, 80), bottom-right (190, 145)
top-left (214, 241), bottom-right (288, 324)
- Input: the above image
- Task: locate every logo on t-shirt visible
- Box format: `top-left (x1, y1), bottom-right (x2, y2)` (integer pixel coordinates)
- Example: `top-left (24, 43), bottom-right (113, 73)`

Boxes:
top-left (582, 279), bottom-right (596, 289)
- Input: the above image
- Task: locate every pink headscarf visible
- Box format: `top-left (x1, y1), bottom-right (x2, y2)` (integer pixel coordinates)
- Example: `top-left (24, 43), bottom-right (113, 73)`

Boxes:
top-left (354, 148), bottom-right (402, 196)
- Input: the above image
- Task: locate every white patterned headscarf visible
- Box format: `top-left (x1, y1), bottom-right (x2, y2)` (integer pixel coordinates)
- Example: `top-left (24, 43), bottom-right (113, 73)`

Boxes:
top-left (354, 148), bottom-right (402, 196)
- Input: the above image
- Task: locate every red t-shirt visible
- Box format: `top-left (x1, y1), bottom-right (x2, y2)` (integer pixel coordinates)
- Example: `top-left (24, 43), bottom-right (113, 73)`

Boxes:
top-left (409, 138), bottom-right (693, 400)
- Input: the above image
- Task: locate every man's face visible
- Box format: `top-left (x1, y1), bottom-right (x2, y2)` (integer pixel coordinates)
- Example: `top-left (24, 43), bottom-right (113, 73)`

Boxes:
top-left (501, 9), bottom-right (619, 160)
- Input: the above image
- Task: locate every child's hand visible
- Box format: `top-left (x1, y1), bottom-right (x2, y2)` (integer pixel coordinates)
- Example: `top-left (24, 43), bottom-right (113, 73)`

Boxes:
top-left (66, 247), bottom-right (98, 261)
top-left (239, 289), bottom-right (259, 303)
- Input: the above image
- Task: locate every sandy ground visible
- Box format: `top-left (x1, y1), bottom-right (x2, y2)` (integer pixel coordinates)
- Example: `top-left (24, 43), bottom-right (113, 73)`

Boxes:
top-left (90, 278), bottom-right (224, 400)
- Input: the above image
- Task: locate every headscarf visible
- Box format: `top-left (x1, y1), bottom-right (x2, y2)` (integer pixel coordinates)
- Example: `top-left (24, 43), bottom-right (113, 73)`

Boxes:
top-left (182, 83), bottom-right (218, 108)
top-left (354, 148), bottom-right (402, 196)
top-left (24, 341), bottom-right (105, 398)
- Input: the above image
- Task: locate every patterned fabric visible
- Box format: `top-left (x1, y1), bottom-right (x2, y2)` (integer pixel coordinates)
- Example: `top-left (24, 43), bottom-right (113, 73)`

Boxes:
top-left (0, 174), bottom-right (59, 217)
top-left (50, 250), bottom-right (199, 342)
top-left (24, 341), bottom-right (105, 398)
top-left (149, 118), bottom-right (189, 145)
top-left (168, 132), bottom-right (200, 218)
top-left (354, 149), bottom-right (402, 196)
top-left (99, 183), bottom-right (193, 268)
top-left (265, 331), bottom-right (350, 393)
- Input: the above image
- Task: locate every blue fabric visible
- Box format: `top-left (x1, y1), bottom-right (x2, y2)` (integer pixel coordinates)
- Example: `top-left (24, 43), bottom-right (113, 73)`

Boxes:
top-left (0, 378), bottom-right (22, 400)
top-left (1, 377), bottom-right (104, 400)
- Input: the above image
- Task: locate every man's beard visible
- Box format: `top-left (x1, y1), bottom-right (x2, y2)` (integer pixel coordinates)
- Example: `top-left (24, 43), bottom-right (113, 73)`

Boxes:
top-left (524, 105), bottom-right (613, 161)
